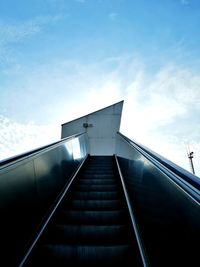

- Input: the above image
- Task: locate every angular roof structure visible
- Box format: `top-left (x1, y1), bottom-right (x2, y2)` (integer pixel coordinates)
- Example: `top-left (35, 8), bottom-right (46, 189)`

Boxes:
top-left (61, 100), bottom-right (123, 155)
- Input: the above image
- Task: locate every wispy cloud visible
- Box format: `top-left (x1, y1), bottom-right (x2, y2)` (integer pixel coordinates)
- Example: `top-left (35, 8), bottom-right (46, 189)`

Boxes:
top-left (75, 0), bottom-right (86, 3)
top-left (0, 20), bottom-right (40, 45)
top-left (0, 115), bottom-right (60, 160)
top-left (121, 63), bottom-right (200, 127)
top-left (180, 0), bottom-right (189, 5)
top-left (116, 61), bottom-right (200, 175)
top-left (0, 19), bottom-right (40, 66)
top-left (0, 55), bottom-right (199, 175)
top-left (0, 15), bottom-right (65, 45)
top-left (108, 13), bottom-right (118, 21)
top-left (0, 15), bottom-right (64, 66)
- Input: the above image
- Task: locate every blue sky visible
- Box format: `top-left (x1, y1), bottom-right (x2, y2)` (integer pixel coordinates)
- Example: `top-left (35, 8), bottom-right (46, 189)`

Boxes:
top-left (0, 0), bottom-right (200, 176)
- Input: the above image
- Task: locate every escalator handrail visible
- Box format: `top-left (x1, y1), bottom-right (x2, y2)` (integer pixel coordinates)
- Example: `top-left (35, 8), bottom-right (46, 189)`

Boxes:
top-left (0, 132), bottom-right (85, 169)
top-left (115, 155), bottom-right (150, 267)
top-left (18, 154), bottom-right (89, 267)
top-left (117, 132), bottom-right (200, 203)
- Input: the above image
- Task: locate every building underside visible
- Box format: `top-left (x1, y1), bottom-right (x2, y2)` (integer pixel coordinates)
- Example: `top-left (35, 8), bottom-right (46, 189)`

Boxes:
top-left (0, 101), bottom-right (199, 267)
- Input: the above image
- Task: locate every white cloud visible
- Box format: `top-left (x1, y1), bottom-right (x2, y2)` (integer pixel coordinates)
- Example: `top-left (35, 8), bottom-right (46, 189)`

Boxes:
top-left (0, 115), bottom-right (60, 160)
top-left (0, 15), bottom-right (64, 66)
top-left (1, 55), bottom-right (200, 176)
top-left (0, 19), bottom-right (40, 66)
top-left (75, 0), bottom-right (86, 3)
top-left (180, 0), bottom-right (189, 5)
top-left (118, 62), bottom-right (200, 176)
top-left (0, 15), bottom-right (65, 45)
top-left (109, 13), bottom-right (118, 21)
top-left (121, 63), bottom-right (200, 131)
top-left (0, 20), bottom-right (40, 45)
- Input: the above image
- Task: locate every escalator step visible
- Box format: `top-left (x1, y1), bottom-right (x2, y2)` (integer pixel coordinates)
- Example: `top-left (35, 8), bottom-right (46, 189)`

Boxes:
top-left (72, 191), bottom-right (120, 200)
top-left (83, 170), bottom-right (115, 174)
top-left (58, 210), bottom-right (127, 224)
top-left (83, 166), bottom-right (114, 170)
top-left (77, 179), bottom-right (116, 185)
top-left (45, 224), bottom-right (130, 245)
top-left (66, 199), bottom-right (123, 210)
top-left (38, 244), bottom-right (133, 266)
top-left (80, 174), bottom-right (115, 179)
top-left (74, 184), bottom-right (118, 191)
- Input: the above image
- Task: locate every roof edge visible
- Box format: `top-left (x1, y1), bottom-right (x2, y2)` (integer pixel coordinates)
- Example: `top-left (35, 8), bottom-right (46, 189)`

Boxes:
top-left (61, 100), bottom-right (124, 126)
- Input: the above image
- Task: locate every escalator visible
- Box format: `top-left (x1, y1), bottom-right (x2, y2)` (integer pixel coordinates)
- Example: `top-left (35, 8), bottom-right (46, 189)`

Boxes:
top-left (23, 156), bottom-right (143, 267)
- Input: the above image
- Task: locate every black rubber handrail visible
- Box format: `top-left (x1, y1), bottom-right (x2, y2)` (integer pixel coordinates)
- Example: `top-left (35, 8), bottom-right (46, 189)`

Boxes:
top-left (0, 132), bottom-right (85, 168)
top-left (117, 132), bottom-right (200, 203)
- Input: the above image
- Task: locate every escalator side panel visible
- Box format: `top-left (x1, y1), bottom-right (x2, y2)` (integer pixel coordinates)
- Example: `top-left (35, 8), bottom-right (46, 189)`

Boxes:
top-left (117, 156), bottom-right (200, 267)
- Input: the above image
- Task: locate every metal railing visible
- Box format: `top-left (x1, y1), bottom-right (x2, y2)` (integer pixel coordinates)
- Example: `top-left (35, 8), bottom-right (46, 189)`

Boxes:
top-left (0, 132), bottom-right (86, 168)
top-left (115, 132), bottom-right (200, 266)
top-left (117, 132), bottom-right (200, 202)
top-left (0, 132), bottom-right (89, 266)
top-left (19, 155), bottom-right (88, 267)
top-left (115, 155), bottom-right (150, 267)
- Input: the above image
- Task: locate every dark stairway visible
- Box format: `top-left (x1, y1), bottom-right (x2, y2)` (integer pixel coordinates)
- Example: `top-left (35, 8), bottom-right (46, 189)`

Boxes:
top-left (24, 156), bottom-right (143, 267)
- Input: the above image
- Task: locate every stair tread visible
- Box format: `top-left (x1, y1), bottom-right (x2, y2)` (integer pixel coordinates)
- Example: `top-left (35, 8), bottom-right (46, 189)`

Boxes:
top-left (58, 209), bottom-right (128, 224)
top-left (77, 179), bottom-right (117, 184)
top-left (45, 224), bottom-right (130, 245)
top-left (39, 243), bottom-right (133, 265)
top-left (65, 199), bottom-right (123, 211)
top-left (74, 184), bottom-right (118, 192)
top-left (72, 191), bottom-right (120, 200)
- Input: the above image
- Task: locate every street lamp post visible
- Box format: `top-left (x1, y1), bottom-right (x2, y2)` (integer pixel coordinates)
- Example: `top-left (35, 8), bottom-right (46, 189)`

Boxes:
top-left (188, 151), bottom-right (195, 175)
